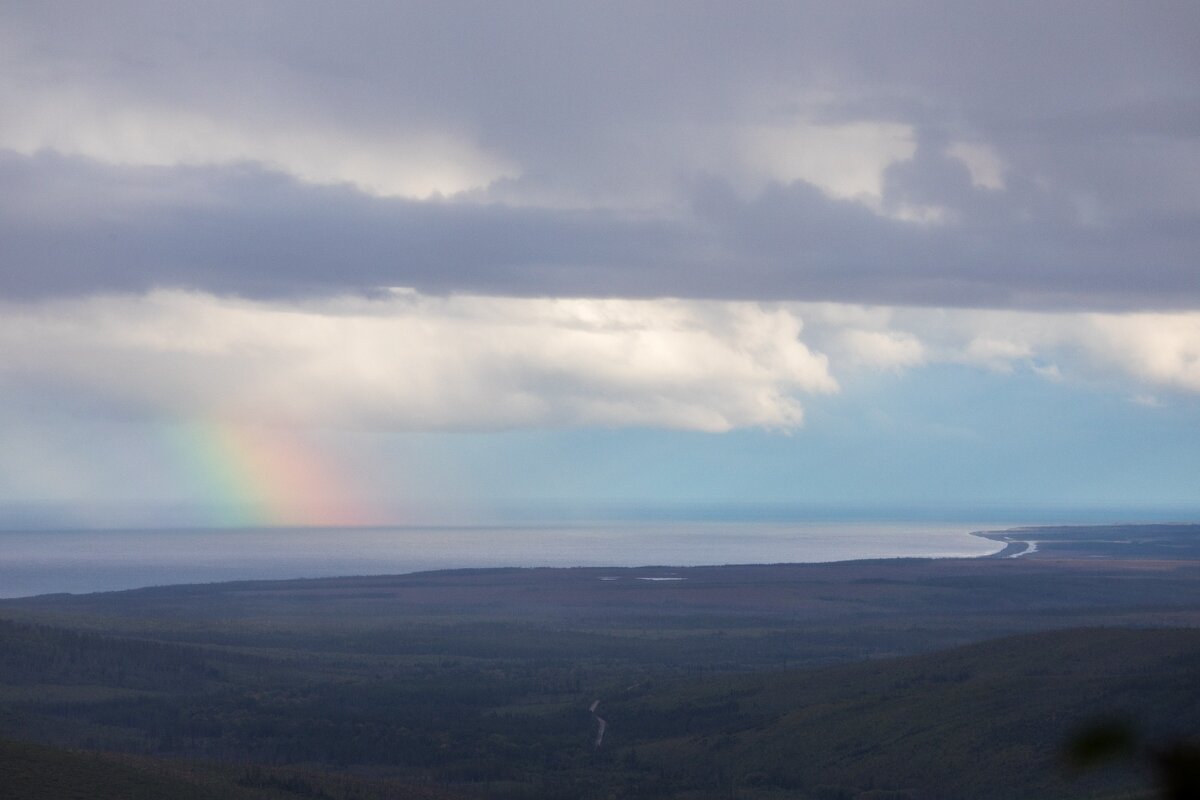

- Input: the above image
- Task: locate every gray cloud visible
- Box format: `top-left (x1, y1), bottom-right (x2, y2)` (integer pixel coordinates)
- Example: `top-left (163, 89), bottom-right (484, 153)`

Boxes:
top-left (5, 149), bottom-right (1196, 310)
top-left (0, 153), bottom-right (695, 298)
top-left (1, 2), bottom-right (1197, 309)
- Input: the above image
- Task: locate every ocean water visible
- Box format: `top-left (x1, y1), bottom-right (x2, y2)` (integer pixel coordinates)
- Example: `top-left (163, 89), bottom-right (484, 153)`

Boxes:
top-left (0, 521), bottom-right (1006, 598)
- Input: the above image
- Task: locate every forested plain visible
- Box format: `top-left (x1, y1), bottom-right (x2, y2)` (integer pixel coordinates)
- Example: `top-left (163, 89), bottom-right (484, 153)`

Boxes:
top-left (2, 524), bottom-right (1199, 799)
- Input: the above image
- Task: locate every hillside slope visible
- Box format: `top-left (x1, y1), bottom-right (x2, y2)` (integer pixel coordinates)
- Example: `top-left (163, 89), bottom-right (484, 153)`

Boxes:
top-left (613, 628), bottom-right (1199, 799)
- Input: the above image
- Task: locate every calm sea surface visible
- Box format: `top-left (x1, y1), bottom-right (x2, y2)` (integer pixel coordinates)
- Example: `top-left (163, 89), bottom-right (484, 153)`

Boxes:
top-left (0, 522), bottom-right (1006, 598)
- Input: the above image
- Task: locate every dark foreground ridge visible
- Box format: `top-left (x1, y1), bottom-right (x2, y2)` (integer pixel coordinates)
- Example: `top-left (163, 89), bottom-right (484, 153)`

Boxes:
top-left (1, 523), bottom-right (1199, 799)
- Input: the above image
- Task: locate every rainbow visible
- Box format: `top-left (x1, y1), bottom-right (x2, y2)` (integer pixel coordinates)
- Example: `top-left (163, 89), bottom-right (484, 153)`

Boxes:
top-left (165, 421), bottom-right (375, 527)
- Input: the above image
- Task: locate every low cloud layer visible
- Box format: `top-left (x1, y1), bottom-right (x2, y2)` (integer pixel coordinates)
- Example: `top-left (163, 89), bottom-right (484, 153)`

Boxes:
top-left (0, 291), bottom-right (836, 432)
top-left (2, 290), bottom-right (1197, 434)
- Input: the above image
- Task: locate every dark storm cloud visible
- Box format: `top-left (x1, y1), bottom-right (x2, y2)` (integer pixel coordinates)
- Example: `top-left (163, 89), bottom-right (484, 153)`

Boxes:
top-left (4, 150), bottom-right (1196, 310)
top-left (0, 153), bottom-right (695, 299)
top-left (1, 1), bottom-right (1198, 308)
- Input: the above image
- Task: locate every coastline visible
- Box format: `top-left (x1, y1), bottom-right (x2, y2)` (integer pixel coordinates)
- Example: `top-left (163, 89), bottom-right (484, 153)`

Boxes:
top-left (4, 522), bottom-right (1198, 599)
top-left (0, 521), bottom-right (1000, 599)
top-left (971, 522), bottom-right (1200, 561)
top-left (972, 530), bottom-right (1034, 558)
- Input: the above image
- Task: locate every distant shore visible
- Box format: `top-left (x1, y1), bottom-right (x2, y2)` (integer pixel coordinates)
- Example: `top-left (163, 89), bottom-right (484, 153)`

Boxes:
top-left (0, 521), bottom-right (999, 599)
top-left (2, 523), bottom-right (1196, 599)
top-left (972, 523), bottom-right (1200, 561)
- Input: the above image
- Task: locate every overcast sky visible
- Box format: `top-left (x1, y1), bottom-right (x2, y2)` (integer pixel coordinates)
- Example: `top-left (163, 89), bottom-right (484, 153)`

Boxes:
top-left (2, 2), bottom-right (1198, 526)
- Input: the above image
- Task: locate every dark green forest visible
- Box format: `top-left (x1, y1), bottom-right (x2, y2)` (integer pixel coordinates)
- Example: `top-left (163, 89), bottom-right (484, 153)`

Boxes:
top-left (2, 524), bottom-right (1199, 799)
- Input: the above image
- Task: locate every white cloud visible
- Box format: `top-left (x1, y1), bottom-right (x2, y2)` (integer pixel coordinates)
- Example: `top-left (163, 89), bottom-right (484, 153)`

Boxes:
top-left (836, 329), bottom-right (926, 370)
top-left (1030, 363), bottom-right (1064, 382)
top-left (737, 117), bottom-right (963, 225)
top-left (797, 304), bottom-right (1200, 397)
top-left (1083, 313), bottom-right (1200, 392)
top-left (0, 291), bottom-right (837, 432)
top-left (945, 141), bottom-right (1005, 190)
top-left (934, 310), bottom-right (1200, 393)
top-left (962, 337), bottom-right (1033, 372)
top-left (2, 290), bottom-right (1197, 436)
top-left (0, 89), bottom-right (515, 198)
top-left (741, 119), bottom-right (916, 202)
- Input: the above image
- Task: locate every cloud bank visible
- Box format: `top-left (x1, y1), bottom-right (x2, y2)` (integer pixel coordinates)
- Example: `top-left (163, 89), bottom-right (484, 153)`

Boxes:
top-left (3, 290), bottom-right (1198, 434)
top-left (0, 291), bottom-right (836, 432)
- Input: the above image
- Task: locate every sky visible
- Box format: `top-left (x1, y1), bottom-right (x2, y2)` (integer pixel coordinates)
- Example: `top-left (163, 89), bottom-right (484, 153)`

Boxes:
top-left (1, 1), bottom-right (1198, 528)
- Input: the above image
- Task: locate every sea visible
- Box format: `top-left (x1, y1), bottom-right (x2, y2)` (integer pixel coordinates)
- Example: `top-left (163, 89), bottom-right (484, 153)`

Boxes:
top-left (0, 521), bottom-right (1010, 599)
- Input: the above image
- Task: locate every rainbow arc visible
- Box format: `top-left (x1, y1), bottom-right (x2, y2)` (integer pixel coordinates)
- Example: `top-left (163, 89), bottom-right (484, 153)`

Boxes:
top-left (167, 421), bottom-right (373, 528)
